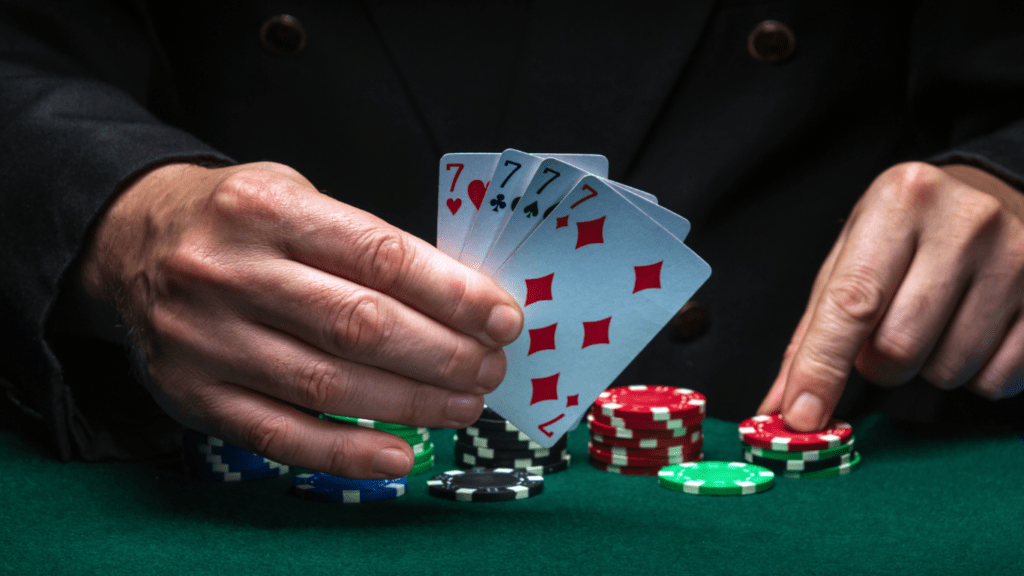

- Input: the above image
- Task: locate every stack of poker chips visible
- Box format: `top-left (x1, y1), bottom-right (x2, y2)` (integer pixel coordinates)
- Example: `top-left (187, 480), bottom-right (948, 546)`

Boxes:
top-left (427, 468), bottom-right (545, 502)
top-left (454, 407), bottom-right (571, 474)
top-left (181, 429), bottom-right (290, 481)
top-left (321, 414), bottom-right (436, 475)
top-left (737, 414), bottom-right (860, 478)
top-left (586, 385), bottom-right (706, 476)
top-left (290, 472), bottom-right (407, 503)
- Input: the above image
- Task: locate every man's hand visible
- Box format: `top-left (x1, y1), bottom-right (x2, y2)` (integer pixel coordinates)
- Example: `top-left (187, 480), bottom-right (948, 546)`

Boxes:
top-left (81, 161), bottom-right (523, 478)
top-left (759, 162), bottom-right (1024, 430)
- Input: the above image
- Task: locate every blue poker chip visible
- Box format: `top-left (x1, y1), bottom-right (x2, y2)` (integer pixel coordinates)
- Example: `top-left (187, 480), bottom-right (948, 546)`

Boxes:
top-left (289, 472), bottom-right (407, 503)
top-left (182, 430), bottom-right (290, 481)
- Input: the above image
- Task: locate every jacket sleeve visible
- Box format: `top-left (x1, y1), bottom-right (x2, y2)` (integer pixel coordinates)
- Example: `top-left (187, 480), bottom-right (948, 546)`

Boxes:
top-left (911, 1), bottom-right (1024, 190)
top-left (0, 0), bottom-right (232, 459)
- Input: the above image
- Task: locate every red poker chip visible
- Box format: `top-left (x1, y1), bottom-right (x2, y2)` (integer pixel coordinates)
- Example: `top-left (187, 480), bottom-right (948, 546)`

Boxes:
top-left (589, 435), bottom-right (703, 458)
top-left (590, 428), bottom-right (703, 450)
top-left (594, 385), bottom-right (706, 421)
top-left (588, 455), bottom-right (704, 476)
top-left (738, 414), bottom-right (853, 452)
top-left (588, 442), bottom-right (702, 467)
top-left (588, 410), bottom-right (705, 431)
top-left (586, 414), bottom-right (696, 439)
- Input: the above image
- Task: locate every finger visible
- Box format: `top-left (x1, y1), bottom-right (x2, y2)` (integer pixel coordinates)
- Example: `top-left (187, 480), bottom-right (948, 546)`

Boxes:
top-left (854, 245), bottom-right (973, 387)
top-left (271, 188), bottom-right (523, 347)
top-left (187, 382), bottom-right (417, 479)
top-left (917, 274), bottom-right (1018, 391)
top-left (758, 220), bottom-right (851, 415)
top-left (226, 257), bottom-right (506, 393)
top-left (149, 302), bottom-right (488, 428)
top-left (781, 202), bottom-right (917, 431)
top-left (970, 311), bottom-right (1024, 399)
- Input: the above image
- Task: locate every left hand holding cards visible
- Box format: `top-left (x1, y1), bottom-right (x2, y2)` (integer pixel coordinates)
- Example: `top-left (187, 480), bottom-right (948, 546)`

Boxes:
top-left (80, 161), bottom-right (523, 479)
top-left (759, 162), bottom-right (1024, 430)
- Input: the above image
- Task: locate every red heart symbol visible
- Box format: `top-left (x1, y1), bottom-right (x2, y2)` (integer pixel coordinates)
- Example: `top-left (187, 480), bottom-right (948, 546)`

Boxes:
top-left (468, 180), bottom-right (489, 210)
top-left (446, 198), bottom-right (462, 215)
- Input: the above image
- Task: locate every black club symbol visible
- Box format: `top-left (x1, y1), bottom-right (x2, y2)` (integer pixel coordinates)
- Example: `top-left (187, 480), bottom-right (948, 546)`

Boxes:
top-left (490, 194), bottom-right (507, 212)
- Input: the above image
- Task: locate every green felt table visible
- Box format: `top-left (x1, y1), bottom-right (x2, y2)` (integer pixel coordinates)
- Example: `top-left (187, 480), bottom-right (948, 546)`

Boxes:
top-left (2, 414), bottom-right (1022, 575)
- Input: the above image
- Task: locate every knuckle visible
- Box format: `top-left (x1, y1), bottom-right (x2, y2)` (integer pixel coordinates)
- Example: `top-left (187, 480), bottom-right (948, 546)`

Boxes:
top-left (326, 290), bottom-right (391, 355)
top-left (871, 331), bottom-right (927, 368)
top-left (354, 228), bottom-right (410, 292)
top-left (823, 268), bottom-right (887, 325)
top-left (438, 271), bottom-right (473, 327)
top-left (211, 171), bottom-right (292, 223)
top-left (244, 412), bottom-right (295, 458)
top-left (951, 194), bottom-right (1004, 244)
top-left (881, 162), bottom-right (942, 209)
top-left (921, 359), bottom-right (964, 389)
top-left (792, 343), bottom-right (849, 388)
top-left (295, 358), bottom-right (347, 409)
top-left (324, 432), bottom-right (360, 475)
top-left (437, 336), bottom-right (473, 386)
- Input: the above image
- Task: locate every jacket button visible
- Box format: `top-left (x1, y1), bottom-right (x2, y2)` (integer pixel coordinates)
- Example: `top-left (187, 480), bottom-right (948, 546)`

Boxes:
top-left (260, 15), bottom-right (307, 56)
top-left (669, 301), bottom-right (710, 342)
top-left (747, 20), bottom-right (795, 63)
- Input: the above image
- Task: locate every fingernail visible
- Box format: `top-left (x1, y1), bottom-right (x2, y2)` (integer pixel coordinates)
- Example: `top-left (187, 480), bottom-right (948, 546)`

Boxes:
top-left (485, 304), bottom-right (521, 345)
top-left (446, 395), bottom-right (482, 424)
top-left (372, 447), bottom-right (412, 477)
top-left (476, 350), bottom-right (506, 389)
top-left (786, 392), bottom-right (824, 431)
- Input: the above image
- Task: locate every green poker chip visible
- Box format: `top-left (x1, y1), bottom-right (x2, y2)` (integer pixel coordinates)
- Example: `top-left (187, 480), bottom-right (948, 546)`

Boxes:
top-left (413, 443), bottom-right (435, 466)
top-left (743, 438), bottom-right (855, 461)
top-left (783, 452), bottom-right (862, 478)
top-left (658, 461), bottom-right (775, 496)
top-left (320, 414), bottom-right (423, 432)
top-left (409, 455), bottom-right (435, 476)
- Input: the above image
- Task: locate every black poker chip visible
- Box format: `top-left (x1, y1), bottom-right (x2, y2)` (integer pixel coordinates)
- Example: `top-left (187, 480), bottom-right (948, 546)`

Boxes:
top-left (457, 454), bottom-right (572, 476)
top-left (742, 449), bottom-right (856, 473)
top-left (427, 468), bottom-right (544, 502)
top-left (454, 447), bottom-right (567, 469)
top-left (455, 430), bottom-right (566, 452)
top-left (454, 437), bottom-right (565, 459)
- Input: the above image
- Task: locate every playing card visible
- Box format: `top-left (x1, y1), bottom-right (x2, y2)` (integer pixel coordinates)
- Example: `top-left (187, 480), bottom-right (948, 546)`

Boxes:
top-left (437, 153), bottom-right (500, 258)
top-left (608, 182), bottom-right (690, 243)
top-left (485, 176), bottom-right (711, 446)
top-left (458, 150), bottom-right (609, 270)
top-left (478, 158), bottom-right (589, 277)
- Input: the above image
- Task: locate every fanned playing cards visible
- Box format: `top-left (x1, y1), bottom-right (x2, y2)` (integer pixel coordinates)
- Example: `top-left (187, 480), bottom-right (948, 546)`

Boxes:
top-left (438, 150), bottom-right (711, 447)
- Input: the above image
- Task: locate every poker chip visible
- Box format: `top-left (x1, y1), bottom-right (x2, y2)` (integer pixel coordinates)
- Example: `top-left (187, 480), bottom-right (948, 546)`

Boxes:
top-left (182, 430), bottom-right (290, 482)
top-left (413, 444), bottom-right (436, 465)
top-left (743, 439), bottom-right (855, 462)
top-left (319, 414), bottom-right (422, 432)
top-left (454, 431), bottom-right (560, 452)
top-left (289, 472), bottom-right (406, 503)
top-left (586, 414), bottom-right (693, 439)
top-left (743, 449), bottom-right (854, 473)
top-left (454, 408), bottom-right (571, 474)
top-left (589, 438), bottom-right (703, 459)
top-left (588, 442), bottom-right (701, 467)
top-left (738, 414), bottom-right (853, 452)
top-left (589, 411), bottom-right (704, 431)
top-left (427, 469), bottom-right (544, 502)
top-left (590, 429), bottom-right (703, 450)
top-left (455, 449), bottom-right (565, 470)
top-left (783, 452), bottom-right (862, 478)
top-left (594, 385), bottom-right (706, 422)
top-left (658, 461), bottom-right (775, 496)
top-left (454, 440), bottom-right (559, 460)
top-left (461, 426), bottom-right (536, 442)
top-left (588, 456), bottom-right (674, 476)
top-left (409, 454), bottom-right (435, 476)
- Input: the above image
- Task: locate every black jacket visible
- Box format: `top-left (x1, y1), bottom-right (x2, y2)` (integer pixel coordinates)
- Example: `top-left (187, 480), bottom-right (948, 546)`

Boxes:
top-left (2, 0), bottom-right (1023, 460)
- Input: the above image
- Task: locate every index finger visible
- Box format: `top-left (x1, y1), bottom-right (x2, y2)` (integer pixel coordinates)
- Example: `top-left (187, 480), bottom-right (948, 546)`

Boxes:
top-left (781, 205), bottom-right (915, 431)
